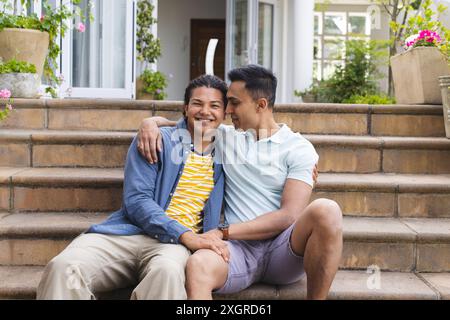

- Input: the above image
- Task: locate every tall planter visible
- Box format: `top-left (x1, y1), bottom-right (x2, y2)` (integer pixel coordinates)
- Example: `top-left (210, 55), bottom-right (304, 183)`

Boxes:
top-left (390, 47), bottom-right (450, 104)
top-left (439, 76), bottom-right (450, 138)
top-left (0, 28), bottom-right (49, 77)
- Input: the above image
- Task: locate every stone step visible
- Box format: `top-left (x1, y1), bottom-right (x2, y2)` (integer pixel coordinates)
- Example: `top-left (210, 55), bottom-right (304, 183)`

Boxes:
top-left (0, 99), bottom-right (445, 137)
top-left (1, 168), bottom-right (449, 218)
top-left (1, 130), bottom-right (450, 174)
top-left (0, 265), bottom-right (447, 300)
top-left (0, 213), bottom-right (448, 272)
top-left (312, 173), bottom-right (450, 218)
top-left (0, 130), bottom-right (133, 168)
top-left (0, 167), bottom-right (123, 213)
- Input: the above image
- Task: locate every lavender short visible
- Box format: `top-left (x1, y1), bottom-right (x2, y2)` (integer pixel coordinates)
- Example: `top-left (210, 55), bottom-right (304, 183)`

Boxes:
top-left (214, 224), bottom-right (305, 294)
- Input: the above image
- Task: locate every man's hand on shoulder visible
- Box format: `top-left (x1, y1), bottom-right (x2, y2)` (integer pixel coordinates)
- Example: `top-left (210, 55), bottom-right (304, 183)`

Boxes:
top-left (137, 116), bottom-right (175, 163)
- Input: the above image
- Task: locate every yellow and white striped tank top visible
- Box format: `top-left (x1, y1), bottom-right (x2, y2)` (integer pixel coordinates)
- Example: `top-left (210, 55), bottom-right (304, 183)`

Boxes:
top-left (165, 151), bottom-right (215, 233)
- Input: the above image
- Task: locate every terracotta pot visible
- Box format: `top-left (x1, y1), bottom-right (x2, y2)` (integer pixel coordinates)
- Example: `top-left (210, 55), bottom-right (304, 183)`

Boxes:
top-left (0, 28), bottom-right (49, 77)
top-left (439, 75), bottom-right (450, 138)
top-left (136, 77), bottom-right (155, 100)
top-left (390, 47), bottom-right (450, 104)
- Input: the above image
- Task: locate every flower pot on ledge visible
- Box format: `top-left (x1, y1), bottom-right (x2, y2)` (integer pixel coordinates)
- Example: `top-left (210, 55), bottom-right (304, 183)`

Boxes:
top-left (390, 46), bottom-right (450, 105)
top-left (0, 28), bottom-right (49, 78)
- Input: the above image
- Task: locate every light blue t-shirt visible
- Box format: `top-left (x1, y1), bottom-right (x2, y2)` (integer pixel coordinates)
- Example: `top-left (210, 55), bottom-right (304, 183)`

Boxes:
top-left (215, 124), bottom-right (319, 225)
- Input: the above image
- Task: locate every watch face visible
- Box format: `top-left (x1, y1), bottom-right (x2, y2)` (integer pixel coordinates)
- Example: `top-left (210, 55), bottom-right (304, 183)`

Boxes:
top-left (219, 222), bottom-right (228, 229)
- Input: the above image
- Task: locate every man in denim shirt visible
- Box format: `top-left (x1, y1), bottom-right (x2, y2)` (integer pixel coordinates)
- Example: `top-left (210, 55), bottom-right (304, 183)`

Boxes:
top-left (37, 75), bottom-right (228, 300)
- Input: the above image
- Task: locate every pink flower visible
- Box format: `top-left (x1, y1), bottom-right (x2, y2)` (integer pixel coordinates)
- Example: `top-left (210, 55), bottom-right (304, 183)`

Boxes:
top-left (404, 30), bottom-right (443, 49)
top-left (6, 104), bottom-right (12, 111)
top-left (77, 22), bottom-right (86, 33)
top-left (40, 15), bottom-right (45, 22)
top-left (0, 89), bottom-right (11, 99)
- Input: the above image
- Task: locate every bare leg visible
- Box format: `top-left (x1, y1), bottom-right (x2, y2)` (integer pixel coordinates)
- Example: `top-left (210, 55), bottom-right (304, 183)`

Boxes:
top-left (185, 249), bottom-right (229, 300)
top-left (290, 198), bottom-right (343, 300)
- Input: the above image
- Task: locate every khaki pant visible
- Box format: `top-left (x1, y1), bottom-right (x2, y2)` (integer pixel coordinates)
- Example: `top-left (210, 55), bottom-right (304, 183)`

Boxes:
top-left (36, 233), bottom-right (191, 300)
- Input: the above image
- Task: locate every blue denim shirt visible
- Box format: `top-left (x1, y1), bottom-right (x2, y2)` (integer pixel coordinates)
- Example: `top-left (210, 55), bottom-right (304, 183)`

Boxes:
top-left (87, 118), bottom-right (225, 244)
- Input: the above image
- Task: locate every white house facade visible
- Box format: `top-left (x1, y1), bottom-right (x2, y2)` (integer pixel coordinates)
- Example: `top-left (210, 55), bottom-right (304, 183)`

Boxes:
top-left (8, 0), bottom-right (449, 102)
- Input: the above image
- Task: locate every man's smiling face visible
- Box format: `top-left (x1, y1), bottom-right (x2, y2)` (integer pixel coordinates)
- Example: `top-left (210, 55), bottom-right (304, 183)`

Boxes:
top-left (185, 86), bottom-right (225, 136)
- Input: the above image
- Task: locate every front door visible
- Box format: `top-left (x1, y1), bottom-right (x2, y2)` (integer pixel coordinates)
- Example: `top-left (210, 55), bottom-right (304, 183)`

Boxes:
top-left (190, 19), bottom-right (226, 80)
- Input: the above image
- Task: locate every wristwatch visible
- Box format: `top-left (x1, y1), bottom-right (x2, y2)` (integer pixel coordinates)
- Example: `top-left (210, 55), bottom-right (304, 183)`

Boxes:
top-left (218, 222), bottom-right (229, 240)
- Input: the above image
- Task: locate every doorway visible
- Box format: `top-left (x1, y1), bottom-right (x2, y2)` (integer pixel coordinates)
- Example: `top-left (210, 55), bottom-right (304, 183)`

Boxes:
top-left (190, 19), bottom-right (226, 80)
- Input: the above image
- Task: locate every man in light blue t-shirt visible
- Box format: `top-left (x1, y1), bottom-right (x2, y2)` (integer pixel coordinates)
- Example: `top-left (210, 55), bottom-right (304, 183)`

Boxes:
top-left (138, 65), bottom-right (343, 300)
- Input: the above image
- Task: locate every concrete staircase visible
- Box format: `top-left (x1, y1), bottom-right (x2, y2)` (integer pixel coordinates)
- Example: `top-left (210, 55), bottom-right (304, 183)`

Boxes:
top-left (0, 99), bottom-right (449, 299)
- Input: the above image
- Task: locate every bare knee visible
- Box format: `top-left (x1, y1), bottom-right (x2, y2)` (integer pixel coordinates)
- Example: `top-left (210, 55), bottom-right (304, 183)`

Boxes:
top-left (309, 198), bottom-right (343, 234)
top-left (186, 250), bottom-right (215, 280)
top-left (186, 250), bottom-right (225, 290)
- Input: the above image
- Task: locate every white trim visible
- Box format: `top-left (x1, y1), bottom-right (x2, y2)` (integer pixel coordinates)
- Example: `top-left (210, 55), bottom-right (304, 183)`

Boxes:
top-left (314, 12), bottom-right (323, 35)
top-left (280, 0), bottom-right (288, 102)
top-left (249, 0), bottom-right (258, 64)
top-left (132, 0), bottom-right (137, 98)
top-left (60, 0), bottom-right (73, 98)
top-left (33, 0), bottom-right (42, 17)
top-left (64, 87), bottom-right (134, 99)
top-left (225, 0), bottom-right (234, 76)
top-left (271, 0), bottom-right (281, 77)
top-left (258, 0), bottom-right (278, 71)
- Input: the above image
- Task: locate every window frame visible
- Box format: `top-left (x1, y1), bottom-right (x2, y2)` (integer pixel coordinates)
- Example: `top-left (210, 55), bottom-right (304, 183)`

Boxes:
top-left (314, 10), bottom-right (371, 81)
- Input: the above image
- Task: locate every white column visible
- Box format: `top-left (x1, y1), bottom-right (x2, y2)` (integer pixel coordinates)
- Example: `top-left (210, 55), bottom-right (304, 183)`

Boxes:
top-left (292, 0), bottom-right (314, 101)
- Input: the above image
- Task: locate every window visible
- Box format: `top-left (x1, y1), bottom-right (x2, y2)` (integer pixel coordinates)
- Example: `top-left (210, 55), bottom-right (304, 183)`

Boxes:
top-left (314, 11), bottom-right (370, 81)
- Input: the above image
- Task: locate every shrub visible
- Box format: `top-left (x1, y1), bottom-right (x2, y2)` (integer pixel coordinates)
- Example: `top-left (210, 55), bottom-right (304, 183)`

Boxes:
top-left (343, 94), bottom-right (396, 104)
top-left (295, 39), bottom-right (390, 103)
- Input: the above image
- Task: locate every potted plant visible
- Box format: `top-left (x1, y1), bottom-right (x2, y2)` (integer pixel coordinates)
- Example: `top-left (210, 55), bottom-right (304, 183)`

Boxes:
top-left (294, 85), bottom-right (318, 103)
top-left (0, 58), bottom-right (40, 98)
top-left (0, 88), bottom-right (13, 121)
top-left (390, 0), bottom-right (450, 104)
top-left (0, 0), bottom-right (92, 97)
top-left (138, 69), bottom-right (168, 100)
top-left (135, 0), bottom-right (168, 100)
